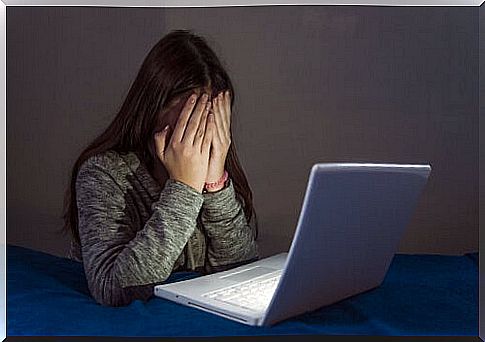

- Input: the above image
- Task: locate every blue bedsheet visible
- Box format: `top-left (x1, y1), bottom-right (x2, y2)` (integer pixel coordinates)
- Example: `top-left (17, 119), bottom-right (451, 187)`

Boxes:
top-left (6, 244), bottom-right (477, 336)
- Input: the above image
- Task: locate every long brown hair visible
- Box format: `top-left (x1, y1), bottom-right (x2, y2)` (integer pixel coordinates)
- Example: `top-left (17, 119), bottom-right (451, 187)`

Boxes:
top-left (60, 29), bottom-right (259, 245)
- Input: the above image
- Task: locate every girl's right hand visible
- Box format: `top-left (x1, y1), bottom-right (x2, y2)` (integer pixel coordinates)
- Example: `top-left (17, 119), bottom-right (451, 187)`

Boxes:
top-left (154, 92), bottom-right (214, 193)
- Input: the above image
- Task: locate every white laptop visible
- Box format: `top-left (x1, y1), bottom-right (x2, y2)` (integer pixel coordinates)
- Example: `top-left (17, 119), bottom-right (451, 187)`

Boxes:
top-left (154, 162), bottom-right (432, 326)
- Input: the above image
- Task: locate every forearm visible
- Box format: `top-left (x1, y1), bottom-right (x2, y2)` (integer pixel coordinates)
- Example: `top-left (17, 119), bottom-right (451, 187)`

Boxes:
top-left (111, 179), bottom-right (203, 288)
top-left (200, 178), bottom-right (259, 269)
top-left (77, 160), bottom-right (204, 306)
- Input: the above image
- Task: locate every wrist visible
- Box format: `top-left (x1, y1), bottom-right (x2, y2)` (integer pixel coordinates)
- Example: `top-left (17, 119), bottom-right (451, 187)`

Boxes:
top-left (204, 183), bottom-right (225, 193)
top-left (204, 170), bottom-right (229, 193)
top-left (170, 177), bottom-right (204, 194)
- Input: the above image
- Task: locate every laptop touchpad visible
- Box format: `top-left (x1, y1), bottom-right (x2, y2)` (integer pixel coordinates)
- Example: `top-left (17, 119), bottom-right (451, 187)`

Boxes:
top-left (220, 266), bottom-right (277, 282)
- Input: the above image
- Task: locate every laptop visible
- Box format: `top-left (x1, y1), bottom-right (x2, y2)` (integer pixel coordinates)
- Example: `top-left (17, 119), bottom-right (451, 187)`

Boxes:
top-left (154, 162), bottom-right (432, 326)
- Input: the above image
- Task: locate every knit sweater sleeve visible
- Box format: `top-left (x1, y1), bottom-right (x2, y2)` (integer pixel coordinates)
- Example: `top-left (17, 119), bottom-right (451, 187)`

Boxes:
top-left (200, 178), bottom-right (259, 272)
top-left (75, 154), bottom-right (204, 307)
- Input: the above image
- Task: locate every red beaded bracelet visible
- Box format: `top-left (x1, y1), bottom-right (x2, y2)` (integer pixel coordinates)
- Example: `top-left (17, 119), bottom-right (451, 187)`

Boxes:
top-left (204, 170), bottom-right (229, 191)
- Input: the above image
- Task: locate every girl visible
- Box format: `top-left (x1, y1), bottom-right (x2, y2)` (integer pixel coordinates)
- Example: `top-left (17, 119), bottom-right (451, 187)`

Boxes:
top-left (61, 29), bottom-right (260, 307)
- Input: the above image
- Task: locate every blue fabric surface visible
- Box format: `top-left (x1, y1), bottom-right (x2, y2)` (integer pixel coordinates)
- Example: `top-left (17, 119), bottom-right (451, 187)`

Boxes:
top-left (7, 244), bottom-right (477, 336)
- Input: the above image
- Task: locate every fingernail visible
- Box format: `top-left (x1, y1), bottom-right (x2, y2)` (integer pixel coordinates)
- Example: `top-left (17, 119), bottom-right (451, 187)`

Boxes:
top-left (190, 94), bottom-right (196, 104)
top-left (164, 125), bottom-right (169, 131)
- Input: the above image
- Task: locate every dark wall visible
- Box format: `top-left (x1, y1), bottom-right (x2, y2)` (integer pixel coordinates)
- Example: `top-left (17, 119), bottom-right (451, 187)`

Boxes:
top-left (7, 6), bottom-right (478, 258)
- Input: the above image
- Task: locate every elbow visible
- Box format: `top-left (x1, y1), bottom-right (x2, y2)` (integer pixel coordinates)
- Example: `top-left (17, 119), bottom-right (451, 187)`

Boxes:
top-left (86, 268), bottom-right (133, 307)
top-left (89, 277), bottom-right (132, 307)
top-left (235, 232), bottom-right (259, 261)
top-left (93, 294), bottom-right (130, 307)
top-left (88, 269), bottom-right (170, 307)
top-left (208, 242), bottom-right (260, 272)
top-left (94, 289), bottom-right (133, 307)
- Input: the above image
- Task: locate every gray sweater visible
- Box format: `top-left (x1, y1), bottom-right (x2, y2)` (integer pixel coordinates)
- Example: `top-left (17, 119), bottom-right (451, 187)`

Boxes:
top-left (69, 150), bottom-right (259, 307)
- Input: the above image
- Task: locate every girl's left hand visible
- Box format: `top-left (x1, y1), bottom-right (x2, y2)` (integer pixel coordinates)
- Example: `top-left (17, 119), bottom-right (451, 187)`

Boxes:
top-left (205, 90), bottom-right (232, 190)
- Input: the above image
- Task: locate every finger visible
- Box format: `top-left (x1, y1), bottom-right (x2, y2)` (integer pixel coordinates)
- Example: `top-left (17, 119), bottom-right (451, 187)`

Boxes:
top-left (202, 113), bottom-right (215, 155)
top-left (209, 105), bottom-right (224, 146)
top-left (183, 93), bottom-right (210, 145)
top-left (154, 125), bottom-right (170, 162)
top-left (214, 94), bottom-right (228, 134)
top-left (218, 92), bottom-right (230, 134)
top-left (171, 93), bottom-right (199, 143)
top-left (224, 90), bottom-right (232, 130)
top-left (194, 101), bottom-right (211, 149)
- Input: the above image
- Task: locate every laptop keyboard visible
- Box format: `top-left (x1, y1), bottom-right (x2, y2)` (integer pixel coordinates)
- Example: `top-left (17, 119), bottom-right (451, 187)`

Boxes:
top-left (202, 273), bottom-right (281, 312)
